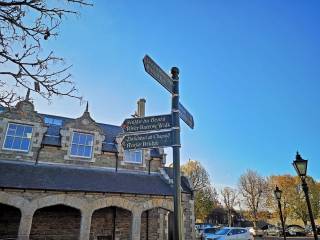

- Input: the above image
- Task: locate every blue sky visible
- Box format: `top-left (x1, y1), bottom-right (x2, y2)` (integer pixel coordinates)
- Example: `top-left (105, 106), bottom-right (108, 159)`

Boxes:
top-left (33, 0), bottom-right (320, 188)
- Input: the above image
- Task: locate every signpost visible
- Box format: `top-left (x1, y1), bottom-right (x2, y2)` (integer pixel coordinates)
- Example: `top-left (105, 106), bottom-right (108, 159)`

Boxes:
top-left (122, 55), bottom-right (194, 240)
top-left (122, 114), bottom-right (172, 133)
top-left (143, 55), bottom-right (195, 130)
top-left (122, 131), bottom-right (172, 150)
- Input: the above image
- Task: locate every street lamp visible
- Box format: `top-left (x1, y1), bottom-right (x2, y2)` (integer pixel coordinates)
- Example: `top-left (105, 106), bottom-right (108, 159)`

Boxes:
top-left (274, 186), bottom-right (286, 240)
top-left (292, 152), bottom-right (318, 240)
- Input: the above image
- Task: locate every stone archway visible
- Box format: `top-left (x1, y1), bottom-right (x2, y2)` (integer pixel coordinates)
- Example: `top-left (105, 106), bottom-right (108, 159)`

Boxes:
top-left (0, 203), bottom-right (21, 238)
top-left (30, 204), bottom-right (81, 240)
top-left (90, 206), bottom-right (132, 240)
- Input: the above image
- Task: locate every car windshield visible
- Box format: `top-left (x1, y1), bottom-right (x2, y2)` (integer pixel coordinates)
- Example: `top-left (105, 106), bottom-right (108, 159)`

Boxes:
top-left (204, 228), bottom-right (218, 233)
top-left (214, 228), bottom-right (230, 235)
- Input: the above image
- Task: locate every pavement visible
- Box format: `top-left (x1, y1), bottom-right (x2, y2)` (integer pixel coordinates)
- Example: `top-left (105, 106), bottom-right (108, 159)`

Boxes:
top-left (255, 236), bottom-right (314, 240)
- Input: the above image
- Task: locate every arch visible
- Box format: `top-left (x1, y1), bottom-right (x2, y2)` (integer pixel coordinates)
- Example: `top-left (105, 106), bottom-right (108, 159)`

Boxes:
top-left (90, 196), bottom-right (136, 213)
top-left (140, 198), bottom-right (174, 213)
top-left (0, 203), bottom-right (22, 239)
top-left (31, 204), bottom-right (81, 239)
top-left (29, 194), bottom-right (87, 213)
top-left (0, 191), bottom-right (28, 210)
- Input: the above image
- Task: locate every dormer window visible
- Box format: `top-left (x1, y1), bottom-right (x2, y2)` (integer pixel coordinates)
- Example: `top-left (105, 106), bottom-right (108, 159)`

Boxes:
top-left (70, 132), bottom-right (94, 158)
top-left (124, 150), bottom-right (143, 164)
top-left (3, 123), bottom-right (33, 152)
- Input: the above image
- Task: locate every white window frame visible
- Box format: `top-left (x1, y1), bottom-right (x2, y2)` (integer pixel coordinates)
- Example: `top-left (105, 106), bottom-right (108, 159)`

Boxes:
top-left (124, 149), bottom-right (143, 164)
top-left (70, 131), bottom-right (94, 159)
top-left (3, 123), bottom-right (33, 152)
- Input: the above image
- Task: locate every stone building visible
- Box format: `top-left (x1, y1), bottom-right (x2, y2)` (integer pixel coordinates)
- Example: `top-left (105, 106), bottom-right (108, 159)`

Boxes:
top-left (0, 96), bottom-right (195, 240)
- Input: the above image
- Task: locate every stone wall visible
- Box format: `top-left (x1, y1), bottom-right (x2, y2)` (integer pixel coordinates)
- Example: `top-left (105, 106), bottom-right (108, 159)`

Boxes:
top-left (0, 190), bottom-right (195, 240)
top-left (30, 205), bottom-right (81, 240)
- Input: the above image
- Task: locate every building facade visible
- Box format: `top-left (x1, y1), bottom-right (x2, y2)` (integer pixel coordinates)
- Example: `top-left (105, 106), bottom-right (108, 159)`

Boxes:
top-left (0, 97), bottom-right (195, 240)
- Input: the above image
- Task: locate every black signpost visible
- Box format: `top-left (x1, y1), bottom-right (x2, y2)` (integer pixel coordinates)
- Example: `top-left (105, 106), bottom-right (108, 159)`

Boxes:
top-left (122, 55), bottom-right (194, 240)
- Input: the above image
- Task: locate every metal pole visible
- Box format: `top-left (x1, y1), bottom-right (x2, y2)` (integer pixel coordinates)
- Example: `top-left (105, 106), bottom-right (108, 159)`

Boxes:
top-left (277, 200), bottom-right (287, 240)
top-left (171, 67), bottom-right (182, 240)
top-left (302, 180), bottom-right (318, 240)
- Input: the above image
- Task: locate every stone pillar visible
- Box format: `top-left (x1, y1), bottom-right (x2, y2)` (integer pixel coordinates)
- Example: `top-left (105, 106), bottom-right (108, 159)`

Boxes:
top-left (80, 209), bottom-right (93, 240)
top-left (18, 210), bottom-right (34, 240)
top-left (131, 210), bottom-right (142, 240)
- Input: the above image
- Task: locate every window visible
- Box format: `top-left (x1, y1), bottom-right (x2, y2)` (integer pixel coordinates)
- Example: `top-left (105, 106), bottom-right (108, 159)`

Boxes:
top-left (3, 123), bottom-right (33, 152)
top-left (44, 116), bottom-right (63, 126)
top-left (124, 150), bottom-right (143, 164)
top-left (70, 132), bottom-right (94, 158)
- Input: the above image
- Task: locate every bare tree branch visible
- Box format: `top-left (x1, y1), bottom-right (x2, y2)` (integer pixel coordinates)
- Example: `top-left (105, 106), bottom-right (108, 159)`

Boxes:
top-left (0, 0), bottom-right (92, 106)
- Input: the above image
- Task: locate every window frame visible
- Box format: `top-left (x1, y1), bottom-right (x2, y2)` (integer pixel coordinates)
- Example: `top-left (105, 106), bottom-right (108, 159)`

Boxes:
top-left (2, 122), bottom-right (33, 152)
top-left (124, 149), bottom-right (143, 164)
top-left (70, 131), bottom-right (94, 159)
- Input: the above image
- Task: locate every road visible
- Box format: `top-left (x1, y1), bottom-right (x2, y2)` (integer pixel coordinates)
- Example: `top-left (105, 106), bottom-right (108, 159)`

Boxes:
top-left (255, 236), bottom-right (314, 240)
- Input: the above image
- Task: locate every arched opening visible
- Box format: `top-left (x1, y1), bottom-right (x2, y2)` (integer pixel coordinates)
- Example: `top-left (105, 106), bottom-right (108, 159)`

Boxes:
top-left (30, 204), bottom-right (81, 240)
top-left (90, 206), bottom-right (132, 240)
top-left (140, 208), bottom-right (173, 240)
top-left (0, 203), bottom-right (21, 238)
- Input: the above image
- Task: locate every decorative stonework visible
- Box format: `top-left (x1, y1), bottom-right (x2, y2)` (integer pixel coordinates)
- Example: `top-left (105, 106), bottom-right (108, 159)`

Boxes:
top-left (60, 107), bottom-right (105, 162)
top-left (0, 100), bottom-right (47, 160)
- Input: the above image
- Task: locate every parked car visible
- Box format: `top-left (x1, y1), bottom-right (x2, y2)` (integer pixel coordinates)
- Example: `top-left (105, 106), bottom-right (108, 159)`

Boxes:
top-left (201, 227), bottom-right (221, 240)
top-left (264, 226), bottom-right (282, 236)
top-left (247, 227), bottom-right (264, 237)
top-left (286, 225), bottom-right (306, 236)
top-left (205, 227), bottom-right (254, 240)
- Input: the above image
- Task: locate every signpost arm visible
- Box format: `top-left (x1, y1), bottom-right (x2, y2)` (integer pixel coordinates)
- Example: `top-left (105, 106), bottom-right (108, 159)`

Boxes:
top-left (171, 67), bottom-right (183, 240)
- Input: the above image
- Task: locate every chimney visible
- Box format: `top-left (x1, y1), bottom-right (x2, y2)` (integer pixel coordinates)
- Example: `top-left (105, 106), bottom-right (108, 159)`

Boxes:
top-left (137, 98), bottom-right (146, 117)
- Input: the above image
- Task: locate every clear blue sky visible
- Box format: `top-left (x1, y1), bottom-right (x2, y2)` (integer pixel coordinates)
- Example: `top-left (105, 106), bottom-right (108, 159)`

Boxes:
top-left (33, 0), bottom-right (320, 188)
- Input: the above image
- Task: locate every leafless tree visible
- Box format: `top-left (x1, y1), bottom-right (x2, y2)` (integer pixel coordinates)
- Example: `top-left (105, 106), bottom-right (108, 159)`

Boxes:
top-left (181, 159), bottom-right (210, 191)
top-left (221, 187), bottom-right (238, 227)
top-left (0, 0), bottom-right (91, 106)
top-left (238, 169), bottom-right (267, 227)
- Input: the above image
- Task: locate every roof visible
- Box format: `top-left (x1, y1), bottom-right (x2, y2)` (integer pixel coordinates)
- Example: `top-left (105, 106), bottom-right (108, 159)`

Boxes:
top-left (40, 113), bottom-right (124, 153)
top-left (0, 160), bottom-right (175, 196)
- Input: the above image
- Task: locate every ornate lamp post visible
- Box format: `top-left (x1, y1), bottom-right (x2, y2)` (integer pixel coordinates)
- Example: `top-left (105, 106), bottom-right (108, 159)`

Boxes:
top-left (274, 186), bottom-right (286, 240)
top-left (292, 152), bottom-right (318, 240)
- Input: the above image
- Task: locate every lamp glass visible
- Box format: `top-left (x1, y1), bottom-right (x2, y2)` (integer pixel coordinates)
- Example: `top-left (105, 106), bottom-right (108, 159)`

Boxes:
top-left (274, 187), bottom-right (282, 201)
top-left (293, 159), bottom-right (308, 177)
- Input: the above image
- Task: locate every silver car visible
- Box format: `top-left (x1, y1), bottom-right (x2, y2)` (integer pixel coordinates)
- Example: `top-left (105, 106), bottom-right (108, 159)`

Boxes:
top-left (205, 227), bottom-right (254, 240)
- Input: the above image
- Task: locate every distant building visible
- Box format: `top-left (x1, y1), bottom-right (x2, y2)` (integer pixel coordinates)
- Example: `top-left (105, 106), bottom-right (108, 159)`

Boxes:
top-left (0, 96), bottom-right (195, 240)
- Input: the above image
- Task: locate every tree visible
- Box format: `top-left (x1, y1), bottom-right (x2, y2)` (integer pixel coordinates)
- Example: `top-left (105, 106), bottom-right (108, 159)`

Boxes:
top-left (182, 159), bottom-right (219, 222)
top-left (238, 169), bottom-right (267, 227)
top-left (267, 175), bottom-right (297, 225)
top-left (291, 176), bottom-right (320, 226)
top-left (221, 187), bottom-right (238, 227)
top-left (181, 159), bottom-right (210, 191)
top-left (0, 0), bottom-right (91, 106)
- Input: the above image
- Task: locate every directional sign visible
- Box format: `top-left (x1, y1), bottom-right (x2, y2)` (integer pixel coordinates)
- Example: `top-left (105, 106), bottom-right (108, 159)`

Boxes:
top-left (143, 55), bottom-right (173, 94)
top-left (122, 114), bottom-right (172, 133)
top-left (179, 102), bottom-right (194, 129)
top-left (143, 55), bottom-right (195, 129)
top-left (122, 131), bottom-right (172, 150)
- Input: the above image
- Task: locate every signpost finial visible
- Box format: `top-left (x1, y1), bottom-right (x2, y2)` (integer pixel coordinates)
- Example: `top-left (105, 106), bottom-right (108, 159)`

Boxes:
top-left (171, 67), bottom-right (179, 79)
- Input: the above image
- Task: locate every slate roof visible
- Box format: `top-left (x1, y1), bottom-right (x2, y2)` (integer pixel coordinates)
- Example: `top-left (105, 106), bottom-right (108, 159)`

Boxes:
top-left (0, 160), bottom-right (176, 196)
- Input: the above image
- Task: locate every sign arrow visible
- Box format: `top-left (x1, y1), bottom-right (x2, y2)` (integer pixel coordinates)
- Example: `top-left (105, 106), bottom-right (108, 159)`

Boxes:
top-left (122, 131), bottom-right (173, 150)
top-left (143, 55), bottom-right (195, 129)
top-left (122, 114), bottom-right (172, 133)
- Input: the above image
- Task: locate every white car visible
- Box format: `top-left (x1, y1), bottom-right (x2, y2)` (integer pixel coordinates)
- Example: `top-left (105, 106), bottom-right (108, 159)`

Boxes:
top-left (247, 227), bottom-right (264, 237)
top-left (205, 227), bottom-right (254, 240)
